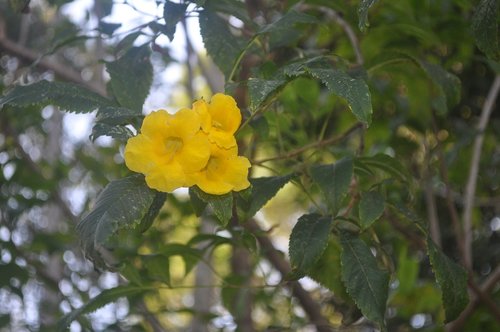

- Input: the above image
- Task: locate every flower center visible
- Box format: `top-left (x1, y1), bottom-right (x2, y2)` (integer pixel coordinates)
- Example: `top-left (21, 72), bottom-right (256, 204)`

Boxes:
top-left (164, 137), bottom-right (183, 162)
top-left (212, 120), bottom-right (224, 130)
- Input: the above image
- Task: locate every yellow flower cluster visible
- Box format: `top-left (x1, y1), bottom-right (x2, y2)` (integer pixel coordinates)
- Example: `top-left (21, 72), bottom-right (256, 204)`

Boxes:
top-left (124, 94), bottom-right (251, 195)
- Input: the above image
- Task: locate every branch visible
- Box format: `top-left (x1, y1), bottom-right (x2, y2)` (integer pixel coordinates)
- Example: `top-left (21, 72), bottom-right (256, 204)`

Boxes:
top-left (446, 265), bottom-right (500, 331)
top-left (432, 115), bottom-right (465, 263)
top-left (462, 74), bottom-right (500, 270)
top-left (299, 4), bottom-right (364, 66)
top-left (245, 219), bottom-right (333, 332)
top-left (253, 122), bottom-right (363, 164)
top-left (0, 19), bottom-right (107, 96)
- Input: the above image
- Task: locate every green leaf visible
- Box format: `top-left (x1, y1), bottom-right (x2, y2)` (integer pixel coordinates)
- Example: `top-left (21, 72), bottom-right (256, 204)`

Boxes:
top-left (414, 59), bottom-right (462, 115)
top-left (284, 58), bottom-right (373, 126)
top-left (289, 213), bottom-right (334, 277)
top-left (56, 285), bottom-right (150, 331)
top-left (472, 0), bottom-right (500, 60)
top-left (340, 232), bottom-right (388, 330)
top-left (191, 187), bottom-right (233, 227)
top-left (359, 191), bottom-right (385, 229)
top-left (106, 45), bottom-right (152, 112)
top-left (307, 237), bottom-right (349, 300)
top-left (96, 106), bottom-right (142, 125)
top-left (0, 80), bottom-right (113, 113)
top-left (311, 158), bottom-right (353, 215)
top-left (199, 9), bottom-right (244, 78)
top-left (307, 68), bottom-right (372, 126)
top-left (143, 254), bottom-right (170, 285)
top-left (90, 123), bottom-right (134, 142)
top-left (138, 192), bottom-right (167, 233)
top-left (258, 10), bottom-right (317, 49)
top-left (356, 154), bottom-right (409, 182)
top-left (247, 78), bottom-right (287, 111)
top-left (98, 21), bottom-right (122, 36)
top-left (245, 174), bottom-right (294, 218)
top-left (189, 187), bottom-right (208, 216)
top-left (163, 1), bottom-right (188, 41)
top-left (358, 0), bottom-right (378, 32)
top-left (427, 238), bottom-right (469, 322)
top-left (76, 175), bottom-right (157, 269)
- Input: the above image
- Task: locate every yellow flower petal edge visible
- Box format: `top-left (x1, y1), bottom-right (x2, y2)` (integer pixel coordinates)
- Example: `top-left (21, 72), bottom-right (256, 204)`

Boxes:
top-left (124, 94), bottom-right (251, 195)
top-left (191, 143), bottom-right (251, 195)
top-left (193, 94), bottom-right (241, 149)
top-left (124, 109), bottom-right (210, 193)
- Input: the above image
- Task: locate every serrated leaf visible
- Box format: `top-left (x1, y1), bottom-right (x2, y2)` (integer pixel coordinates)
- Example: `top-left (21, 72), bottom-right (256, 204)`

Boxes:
top-left (427, 238), bottom-right (469, 322)
top-left (289, 214), bottom-right (334, 277)
top-left (414, 59), bottom-right (461, 115)
top-left (56, 285), bottom-right (150, 332)
top-left (283, 57), bottom-right (372, 125)
top-left (311, 158), bottom-right (353, 215)
top-left (356, 154), bottom-right (409, 182)
top-left (358, 0), bottom-right (378, 32)
top-left (76, 175), bottom-right (157, 268)
top-left (359, 191), bottom-right (385, 229)
top-left (307, 68), bottom-right (372, 126)
top-left (248, 78), bottom-right (287, 111)
top-left (472, 0), bottom-right (500, 60)
top-left (307, 237), bottom-right (349, 300)
top-left (191, 187), bottom-right (233, 227)
top-left (96, 106), bottom-right (142, 125)
top-left (340, 232), bottom-right (388, 330)
top-left (90, 123), bottom-right (134, 142)
top-left (189, 187), bottom-right (208, 216)
top-left (138, 192), bottom-right (167, 233)
top-left (258, 10), bottom-right (317, 49)
top-left (199, 9), bottom-right (245, 78)
top-left (163, 1), bottom-right (188, 41)
top-left (245, 174), bottom-right (294, 218)
top-left (106, 45), bottom-right (152, 112)
top-left (0, 80), bottom-right (113, 113)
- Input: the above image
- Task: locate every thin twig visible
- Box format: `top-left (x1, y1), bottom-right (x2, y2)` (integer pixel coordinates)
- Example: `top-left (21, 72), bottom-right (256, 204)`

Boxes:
top-left (424, 139), bottom-right (441, 247)
top-left (0, 17), bottom-right (106, 96)
top-left (463, 75), bottom-right (500, 270)
top-left (245, 219), bottom-right (333, 332)
top-left (182, 19), bottom-right (195, 101)
top-left (446, 265), bottom-right (500, 331)
top-left (299, 4), bottom-right (364, 66)
top-left (253, 122), bottom-right (363, 164)
top-left (432, 115), bottom-right (465, 263)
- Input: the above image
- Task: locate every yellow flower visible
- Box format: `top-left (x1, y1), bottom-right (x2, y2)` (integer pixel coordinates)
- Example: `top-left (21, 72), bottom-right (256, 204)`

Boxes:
top-left (193, 93), bottom-right (241, 149)
top-left (124, 108), bottom-right (210, 192)
top-left (192, 143), bottom-right (251, 195)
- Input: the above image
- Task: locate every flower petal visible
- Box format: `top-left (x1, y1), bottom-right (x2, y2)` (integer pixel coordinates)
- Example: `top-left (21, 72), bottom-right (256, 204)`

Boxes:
top-left (208, 130), bottom-right (237, 149)
top-left (223, 156), bottom-right (251, 191)
top-left (124, 135), bottom-right (159, 173)
top-left (168, 108), bottom-right (201, 137)
top-left (208, 93), bottom-right (241, 135)
top-left (193, 99), bottom-right (212, 133)
top-left (145, 162), bottom-right (190, 192)
top-left (177, 132), bottom-right (211, 173)
top-left (141, 110), bottom-right (171, 139)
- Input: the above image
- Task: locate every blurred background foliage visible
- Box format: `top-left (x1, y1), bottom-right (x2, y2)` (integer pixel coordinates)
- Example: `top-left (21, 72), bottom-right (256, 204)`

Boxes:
top-left (0, 0), bottom-right (499, 331)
